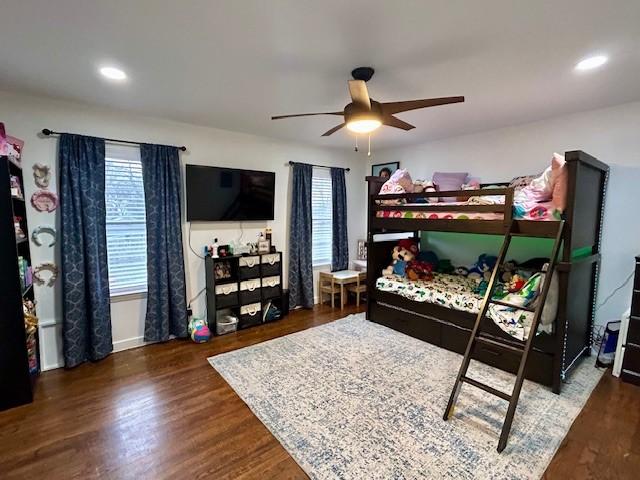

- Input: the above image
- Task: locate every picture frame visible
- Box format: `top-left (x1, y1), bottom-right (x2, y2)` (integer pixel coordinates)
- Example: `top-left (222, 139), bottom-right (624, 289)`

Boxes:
top-left (357, 239), bottom-right (367, 261)
top-left (371, 161), bottom-right (400, 179)
top-left (257, 239), bottom-right (271, 254)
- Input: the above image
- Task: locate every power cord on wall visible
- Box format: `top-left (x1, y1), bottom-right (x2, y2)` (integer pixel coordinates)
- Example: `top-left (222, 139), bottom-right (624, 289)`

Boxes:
top-left (595, 270), bottom-right (634, 312)
top-left (188, 222), bottom-right (205, 259)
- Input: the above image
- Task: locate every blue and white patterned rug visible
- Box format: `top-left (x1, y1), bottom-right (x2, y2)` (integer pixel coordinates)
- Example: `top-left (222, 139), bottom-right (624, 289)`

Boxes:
top-left (208, 314), bottom-right (603, 480)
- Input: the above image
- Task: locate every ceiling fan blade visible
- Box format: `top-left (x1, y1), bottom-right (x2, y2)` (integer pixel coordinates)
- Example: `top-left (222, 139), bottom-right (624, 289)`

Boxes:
top-left (348, 80), bottom-right (371, 110)
top-left (321, 123), bottom-right (346, 137)
top-left (271, 112), bottom-right (343, 120)
top-left (383, 115), bottom-right (415, 131)
top-left (381, 96), bottom-right (464, 115)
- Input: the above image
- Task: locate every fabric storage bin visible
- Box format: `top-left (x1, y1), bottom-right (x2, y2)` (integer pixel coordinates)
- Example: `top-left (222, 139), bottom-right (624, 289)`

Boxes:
top-left (239, 302), bottom-right (262, 329)
top-left (216, 315), bottom-right (238, 335)
top-left (215, 283), bottom-right (239, 308)
top-left (262, 275), bottom-right (281, 299)
top-left (239, 278), bottom-right (261, 305)
top-left (261, 253), bottom-right (281, 277)
top-left (239, 256), bottom-right (260, 280)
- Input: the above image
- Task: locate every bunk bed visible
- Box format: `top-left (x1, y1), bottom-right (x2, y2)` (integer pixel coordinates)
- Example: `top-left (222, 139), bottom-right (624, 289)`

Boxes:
top-left (365, 150), bottom-right (608, 393)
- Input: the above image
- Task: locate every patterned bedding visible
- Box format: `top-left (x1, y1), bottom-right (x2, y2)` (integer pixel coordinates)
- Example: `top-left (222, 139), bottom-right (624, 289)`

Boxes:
top-left (375, 200), bottom-right (559, 221)
top-left (376, 273), bottom-right (552, 340)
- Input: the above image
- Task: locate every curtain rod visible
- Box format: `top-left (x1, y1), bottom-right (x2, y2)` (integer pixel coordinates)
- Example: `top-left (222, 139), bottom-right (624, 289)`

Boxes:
top-left (288, 161), bottom-right (350, 172)
top-left (41, 129), bottom-right (187, 152)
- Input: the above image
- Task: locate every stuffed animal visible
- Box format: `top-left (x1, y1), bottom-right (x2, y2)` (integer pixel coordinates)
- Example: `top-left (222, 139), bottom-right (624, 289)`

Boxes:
top-left (382, 245), bottom-right (416, 276)
top-left (467, 254), bottom-right (498, 283)
top-left (501, 260), bottom-right (518, 283)
top-left (436, 259), bottom-right (455, 274)
top-left (397, 238), bottom-right (419, 256)
top-left (508, 274), bottom-right (526, 293)
top-left (412, 180), bottom-right (438, 203)
top-left (417, 250), bottom-right (438, 266)
top-left (455, 266), bottom-right (469, 277)
top-left (474, 280), bottom-right (489, 296)
top-left (188, 316), bottom-right (211, 343)
top-left (406, 260), bottom-right (434, 281)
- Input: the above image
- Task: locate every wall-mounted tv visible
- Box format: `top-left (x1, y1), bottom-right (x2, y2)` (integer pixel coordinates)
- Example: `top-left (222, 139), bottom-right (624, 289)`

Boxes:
top-left (185, 165), bottom-right (275, 221)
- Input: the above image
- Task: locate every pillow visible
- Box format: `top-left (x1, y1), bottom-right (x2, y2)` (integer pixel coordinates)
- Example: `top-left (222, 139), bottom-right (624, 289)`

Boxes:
top-left (378, 181), bottom-right (406, 205)
top-left (388, 169), bottom-right (414, 193)
top-left (513, 166), bottom-right (554, 205)
top-left (432, 171), bottom-right (468, 202)
top-left (509, 174), bottom-right (540, 190)
top-left (551, 152), bottom-right (568, 212)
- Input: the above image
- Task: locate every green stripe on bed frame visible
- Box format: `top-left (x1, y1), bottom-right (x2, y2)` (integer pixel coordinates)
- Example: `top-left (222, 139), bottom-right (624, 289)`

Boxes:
top-left (570, 246), bottom-right (593, 260)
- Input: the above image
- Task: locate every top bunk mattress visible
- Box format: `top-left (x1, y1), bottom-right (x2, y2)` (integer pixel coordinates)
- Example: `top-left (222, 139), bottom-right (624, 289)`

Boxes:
top-left (375, 200), bottom-right (559, 221)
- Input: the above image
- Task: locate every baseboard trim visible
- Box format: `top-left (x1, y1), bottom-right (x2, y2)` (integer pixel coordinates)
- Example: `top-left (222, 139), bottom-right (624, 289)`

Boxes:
top-left (42, 361), bottom-right (64, 371)
top-left (39, 318), bottom-right (59, 328)
top-left (112, 335), bottom-right (147, 353)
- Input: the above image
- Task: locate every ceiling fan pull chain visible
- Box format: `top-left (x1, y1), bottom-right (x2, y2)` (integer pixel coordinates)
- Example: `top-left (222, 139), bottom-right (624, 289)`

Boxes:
top-left (368, 134), bottom-right (371, 157)
top-left (354, 135), bottom-right (359, 152)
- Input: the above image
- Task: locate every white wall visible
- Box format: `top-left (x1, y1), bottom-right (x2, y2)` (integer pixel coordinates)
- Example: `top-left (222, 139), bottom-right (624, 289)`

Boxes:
top-left (0, 90), bottom-right (367, 370)
top-left (373, 100), bottom-right (640, 327)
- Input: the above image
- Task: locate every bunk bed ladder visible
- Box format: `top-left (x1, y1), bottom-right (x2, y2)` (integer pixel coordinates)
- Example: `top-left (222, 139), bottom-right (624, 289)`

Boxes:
top-left (443, 220), bottom-right (565, 453)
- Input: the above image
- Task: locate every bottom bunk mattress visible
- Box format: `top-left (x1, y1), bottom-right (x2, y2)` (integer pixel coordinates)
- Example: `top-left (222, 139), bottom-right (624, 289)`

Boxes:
top-left (375, 273), bottom-right (554, 341)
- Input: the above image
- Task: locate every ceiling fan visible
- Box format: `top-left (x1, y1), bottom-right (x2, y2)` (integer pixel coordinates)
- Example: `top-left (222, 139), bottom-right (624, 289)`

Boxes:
top-left (271, 67), bottom-right (464, 136)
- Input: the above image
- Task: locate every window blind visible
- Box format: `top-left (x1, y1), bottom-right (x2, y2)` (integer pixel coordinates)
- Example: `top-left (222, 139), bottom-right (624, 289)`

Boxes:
top-left (105, 144), bottom-right (148, 296)
top-left (312, 168), bottom-right (333, 266)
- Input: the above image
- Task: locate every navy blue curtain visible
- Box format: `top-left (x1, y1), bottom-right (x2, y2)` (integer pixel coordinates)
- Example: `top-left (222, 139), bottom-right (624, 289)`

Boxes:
top-left (59, 134), bottom-right (112, 368)
top-left (288, 162), bottom-right (314, 308)
top-left (140, 144), bottom-right (188, 341)
top-left (331, 167), bottom-right (348, 272)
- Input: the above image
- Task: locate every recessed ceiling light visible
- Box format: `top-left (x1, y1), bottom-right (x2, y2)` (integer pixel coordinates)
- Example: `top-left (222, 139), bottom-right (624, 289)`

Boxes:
top-left (575, 55), bottom-right (608, 71)
top-left (99, 66), bottom-right (127, 81)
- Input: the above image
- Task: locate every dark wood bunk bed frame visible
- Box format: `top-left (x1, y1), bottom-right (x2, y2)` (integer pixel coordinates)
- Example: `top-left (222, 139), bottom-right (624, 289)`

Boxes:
top-left (365, 151), bottom-right (608, 394)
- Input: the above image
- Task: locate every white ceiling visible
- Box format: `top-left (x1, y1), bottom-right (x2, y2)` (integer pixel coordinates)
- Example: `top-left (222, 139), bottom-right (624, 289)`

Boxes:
top-left (1, 0), bottom-right (639, 149)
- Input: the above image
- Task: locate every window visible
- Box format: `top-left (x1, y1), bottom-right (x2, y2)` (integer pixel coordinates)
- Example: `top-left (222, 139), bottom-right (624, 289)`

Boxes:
top-left (312, 168), bottom-right (332, 266)
top-left (105, 144), bottom-right (147, 296)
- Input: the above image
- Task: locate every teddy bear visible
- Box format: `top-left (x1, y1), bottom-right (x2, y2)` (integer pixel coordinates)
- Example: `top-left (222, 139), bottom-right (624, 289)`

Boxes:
top-left (382, 245), bottom-right (415, 276)
top-left (501, 260), bottom-right (518, 283)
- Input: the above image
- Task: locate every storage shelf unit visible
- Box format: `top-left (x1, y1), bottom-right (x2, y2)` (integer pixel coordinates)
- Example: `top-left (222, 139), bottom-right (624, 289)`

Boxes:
top-left (1, 155), bottom-right (39, 411)
top-left (205, 252), bottom-right (286, 332)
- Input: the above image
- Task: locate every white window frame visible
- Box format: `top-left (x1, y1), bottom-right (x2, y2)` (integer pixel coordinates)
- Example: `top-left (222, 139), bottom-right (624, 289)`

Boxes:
top-left (105, 144), bottom-right (148, 297)
top-left (311, 167), bottom-right (333, 267)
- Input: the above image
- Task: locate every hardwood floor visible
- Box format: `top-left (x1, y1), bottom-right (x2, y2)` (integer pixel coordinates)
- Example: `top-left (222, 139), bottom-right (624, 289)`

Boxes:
top-left (0, 305), bottom-right (638, 479)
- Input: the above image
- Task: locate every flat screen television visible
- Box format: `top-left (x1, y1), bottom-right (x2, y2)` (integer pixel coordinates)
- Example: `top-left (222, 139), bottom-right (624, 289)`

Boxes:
top-left (185, 165), bottom-right (275, 221)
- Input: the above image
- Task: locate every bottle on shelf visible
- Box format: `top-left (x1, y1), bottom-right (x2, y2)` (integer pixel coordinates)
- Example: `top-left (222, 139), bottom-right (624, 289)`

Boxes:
top-left (212, 238), bottom-right (219, 258)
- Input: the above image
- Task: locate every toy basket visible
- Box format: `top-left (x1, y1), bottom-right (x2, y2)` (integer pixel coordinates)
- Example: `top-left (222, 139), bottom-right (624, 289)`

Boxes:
top-left (216, 314), bottom-right (238, 335)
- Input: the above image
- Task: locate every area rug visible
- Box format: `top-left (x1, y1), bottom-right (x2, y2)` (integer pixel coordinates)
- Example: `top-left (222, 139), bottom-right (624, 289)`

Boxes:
top-left (208, 314), bottom-right (603, 480)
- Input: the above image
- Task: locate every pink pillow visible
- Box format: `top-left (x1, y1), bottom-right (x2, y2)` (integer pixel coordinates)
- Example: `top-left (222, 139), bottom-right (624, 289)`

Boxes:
top-left (432, 171), bottom-right (468, 202)
top-left (388, 169), bottom-right (414, 192)
top-left (379, 181), bottom-right (406, 205)
top-left (551, 153), bottom-right (568, 212)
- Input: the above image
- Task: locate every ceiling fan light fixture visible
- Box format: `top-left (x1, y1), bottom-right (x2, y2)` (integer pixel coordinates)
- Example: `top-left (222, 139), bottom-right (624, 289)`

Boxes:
top-left (346, 119), bottom-right (382, 134)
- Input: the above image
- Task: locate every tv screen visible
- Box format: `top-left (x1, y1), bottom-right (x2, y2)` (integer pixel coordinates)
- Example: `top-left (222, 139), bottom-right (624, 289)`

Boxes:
top-left (185, 165), bottom-right (275, 221)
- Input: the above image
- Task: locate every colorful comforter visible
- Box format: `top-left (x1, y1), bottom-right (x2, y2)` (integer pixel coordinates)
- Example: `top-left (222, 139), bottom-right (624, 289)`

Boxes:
top-left (376, 273), bottom-right (553, 340)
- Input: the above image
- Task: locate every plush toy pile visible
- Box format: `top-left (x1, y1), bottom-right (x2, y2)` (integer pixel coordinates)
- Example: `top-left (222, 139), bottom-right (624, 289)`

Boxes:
top-left (382, 241), bottom-right (549, 301)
